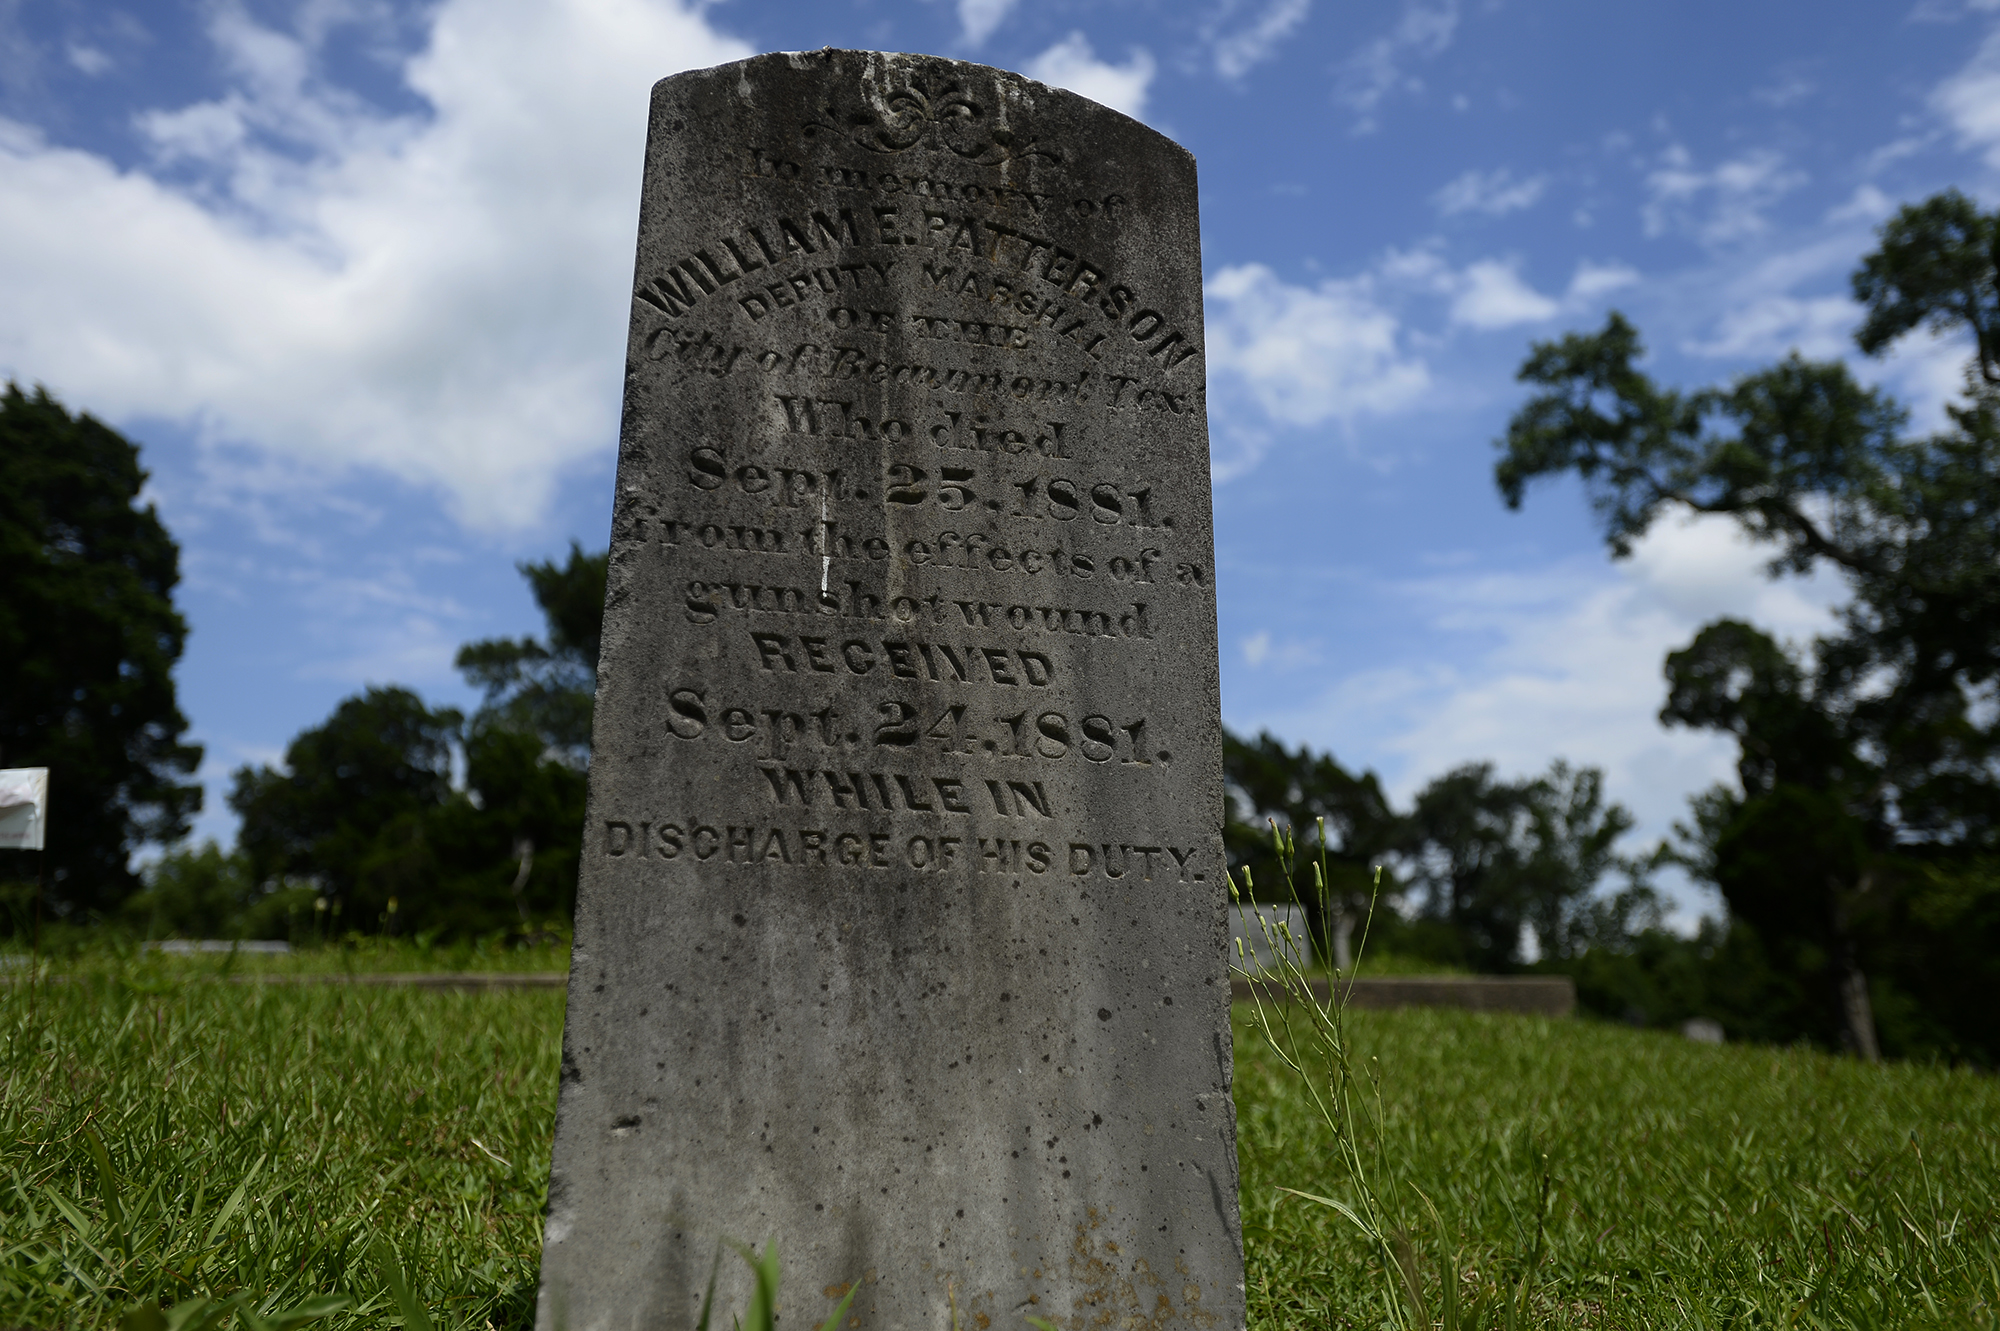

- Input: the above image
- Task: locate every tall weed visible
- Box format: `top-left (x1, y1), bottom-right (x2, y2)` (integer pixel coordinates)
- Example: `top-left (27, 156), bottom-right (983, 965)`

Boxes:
top-left (1231, 821), bottom-right (1550, 1329)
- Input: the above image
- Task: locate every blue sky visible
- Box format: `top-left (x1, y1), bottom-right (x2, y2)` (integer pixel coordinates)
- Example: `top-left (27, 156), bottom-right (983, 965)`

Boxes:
top-left (4, 0), bottom-right (1998, 920)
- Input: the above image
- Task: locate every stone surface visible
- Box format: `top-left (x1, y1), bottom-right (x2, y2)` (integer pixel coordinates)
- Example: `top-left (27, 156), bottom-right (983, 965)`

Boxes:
top-left (537, 50), bottom-right (1238, 1331)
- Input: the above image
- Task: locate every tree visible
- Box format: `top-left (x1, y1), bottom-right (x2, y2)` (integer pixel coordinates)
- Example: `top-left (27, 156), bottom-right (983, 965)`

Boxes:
top-left (1399, 760), bottom-right (1639, 971)
top-left (121, 842), bottom-right (268, 941)
top-left (455, 542), bottom-right (606, 766)
top-left (0, 384), bottom-right (202, 920)
top-left (230, 687), bottom-right (463, 932)
top-left (1223, 731), bottom-right (1399, 967)
top-left (226, 545), bottom-right (604, 941)
top-left (1223, 732), bottom-right (1638, 971)
top-left (448, 543), bottom-right (603, 926)
top-left (437, 723), bottom-right (587, 932)
top-left (1496, 189), bottom-right (2000, 1060)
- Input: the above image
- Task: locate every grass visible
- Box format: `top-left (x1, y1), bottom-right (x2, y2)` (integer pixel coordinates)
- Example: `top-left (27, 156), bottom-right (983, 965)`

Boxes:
top-left (4, 957), bottom-right (1998, 1329)
top-left (1236, 1007), bottom-right (2000, 1329)
top-left (1, 967), bottom-right (561, 1329)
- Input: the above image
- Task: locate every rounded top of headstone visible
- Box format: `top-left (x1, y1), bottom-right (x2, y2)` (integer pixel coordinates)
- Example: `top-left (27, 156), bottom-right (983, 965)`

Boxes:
top-left (651, 48), bottom-right (1192, 176)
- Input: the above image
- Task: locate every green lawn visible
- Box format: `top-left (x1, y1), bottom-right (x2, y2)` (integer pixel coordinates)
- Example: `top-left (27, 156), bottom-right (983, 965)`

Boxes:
top-left (3, 966), bottom-right (1995, 1329)
top-left (0, 970), bottom-right (560, 1329)
top-left (1237, 1007), bottom-right (2000, 1329)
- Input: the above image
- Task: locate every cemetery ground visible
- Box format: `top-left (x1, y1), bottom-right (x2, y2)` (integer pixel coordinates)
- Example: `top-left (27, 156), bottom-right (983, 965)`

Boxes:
top-left (2, 955), bottom-right (1996, 1330)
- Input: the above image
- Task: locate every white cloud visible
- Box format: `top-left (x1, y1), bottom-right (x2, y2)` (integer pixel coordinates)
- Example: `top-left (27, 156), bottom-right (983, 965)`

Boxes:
top-left (1934, 25), bottom-right (2000, 165)
top-left (1433, 167), bottom-right (1546, 217)
top-left (1566, 259), bottom-right (1640, 301)
top-left (1448, 259), bottom-right (1559, 329)
top-left (1204, 262), bottom-right (1431, 431)
top-left (1337, 0), bottom-right (1459, 132)
top-left (66, 44), bottom-right (113, 75)
top-left (1690, 294), bottom-right (1857, 361)
top-left (1024, 32), bottom-right (1155, 120)
top-left (1209, 0), bottom-right (1312, 80)
top-left (1232, 513), bottom-right (1847, 916)
top-left (956, 0), bottom-right (1016, 49)
top-left (1826, 183), bottom-right (1893, 224)
top-left (1751, 72), bottom-right (1814, 108)
top-left (1240, 629), bottom-right (1318, 670)
top-left (1642, 145), bottom-right (1807, 245)
top-left (1200, 248), bottom-right (1643, 475)
top-left (1384, 247), bottom-right (1626, 329)
top-left (0, 0), bottom-right (753, 532)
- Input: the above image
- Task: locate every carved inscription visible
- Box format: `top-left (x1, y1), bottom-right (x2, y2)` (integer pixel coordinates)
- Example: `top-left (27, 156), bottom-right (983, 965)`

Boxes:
top-left (610, 91), bottom-right (1213, 855)
top-left (636, 190), bottom-right (1199, 372)
top-left (601, 816), bottom-right (1209, 881)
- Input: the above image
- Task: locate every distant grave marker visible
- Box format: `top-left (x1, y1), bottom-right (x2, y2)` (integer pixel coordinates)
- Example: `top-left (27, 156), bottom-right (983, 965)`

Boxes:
top-left (1231, 904), bottom-right (1312, 973)
top-left (538, 51), bottom-right (1239, 1331)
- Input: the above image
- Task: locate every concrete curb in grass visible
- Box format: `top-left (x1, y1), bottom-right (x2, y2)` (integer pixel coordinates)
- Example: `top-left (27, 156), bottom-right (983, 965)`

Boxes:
top-left (1232, 974), bottom-right (1575, 1017)
top-left (0, 971), bottom-right (568, 990)
top-left (246, 972), bottom-right (568, 990)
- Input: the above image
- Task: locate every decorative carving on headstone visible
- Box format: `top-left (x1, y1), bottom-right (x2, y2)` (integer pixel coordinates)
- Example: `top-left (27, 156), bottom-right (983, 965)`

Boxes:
top-left (801, 75), bottom-right (1062, 164)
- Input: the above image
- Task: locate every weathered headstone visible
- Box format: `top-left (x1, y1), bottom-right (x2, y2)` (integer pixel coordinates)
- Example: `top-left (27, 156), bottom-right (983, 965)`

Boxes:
top-left (539, 50), bottom-right (1239, 1331)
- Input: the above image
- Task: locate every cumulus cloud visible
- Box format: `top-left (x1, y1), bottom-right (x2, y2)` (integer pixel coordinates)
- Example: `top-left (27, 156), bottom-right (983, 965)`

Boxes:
top-left (1024, 32), bottom-right (1156, 119)
top-left (1752, 70), bottom-right (1815, 108)
top-left (0, 0), bottom-right (752, 532)
top-left (1336, 0), bottom-right (1459, 132)
top-left (1205, 262), bottom-right (1431, 428)
top-left (1380, 248), bottom-right (1633, 330)
top-left (1567, 259), bottom-right (1640, 300)
top-left (1232, 513), bottom-right (1846, 913)
top-left (1201, 248), bottom-right (1644, 476)
top-left (1208, 0), bottom-right (1312, 80)
top-left (956, 0), bottom-right (1016, 50)
top-left (1691, 294), bottom-right (1858, 361)
top-left (1642, 145), bottom-right (1807, 244)
top-left (1433, 166), bottom-right (1546, 217)
top-left (1448, 259), bottom-right (1559, 328)
top-left (1934, 24), bottom-right (2000, 164)
top-left (1202, 262), bottom-right (1430, 479)
top-left (66, 44), bottom-right (113, 75)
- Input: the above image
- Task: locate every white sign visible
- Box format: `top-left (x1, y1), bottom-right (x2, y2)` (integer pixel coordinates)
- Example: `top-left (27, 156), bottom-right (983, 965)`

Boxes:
top-left (0, 769), bottom-right (49, 851)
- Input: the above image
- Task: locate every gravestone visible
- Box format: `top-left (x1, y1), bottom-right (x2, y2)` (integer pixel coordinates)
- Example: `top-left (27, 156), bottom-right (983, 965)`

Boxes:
top-left (538, 50), bottom-right (1239, 1331)
top-left (1230, 904), bottom-right (1312, 974)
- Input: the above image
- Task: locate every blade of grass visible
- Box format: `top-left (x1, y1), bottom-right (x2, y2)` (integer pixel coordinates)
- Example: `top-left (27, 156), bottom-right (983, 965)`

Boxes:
top-left (371, 1236), bottom-right (436, 1331)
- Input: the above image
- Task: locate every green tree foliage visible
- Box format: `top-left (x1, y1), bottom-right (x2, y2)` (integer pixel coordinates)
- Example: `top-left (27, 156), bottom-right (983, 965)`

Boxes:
top-left (1223, 731), bottom-right (1399, 966)
top-left (220, 547), bottom-right (607, 941)
top-left (227, 687), bottom-right (588, 939)
top-left (1851, 188), bottom-right (1998, 383)
top-left (1496, 189), bottom-right (2000, 1061)
top-left (454, 542), bottom-right (606, 766)
top-left (230, 687), bottom-right (463, 931)
top-left (1400, 760), bottom-right (1641, 971)
top-left (0, 384), bottom-right (202, 921)
top-left (119, 840), bottom-right (315, 941)
top-left (1223, 733), bottom-right (1641, 970)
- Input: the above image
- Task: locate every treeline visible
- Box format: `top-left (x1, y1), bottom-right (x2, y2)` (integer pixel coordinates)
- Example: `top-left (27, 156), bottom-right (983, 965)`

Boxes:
top-left (1223, 731), bottom-right (2000, 1065)
top-left (125, 547), bottom-right (607, 942)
